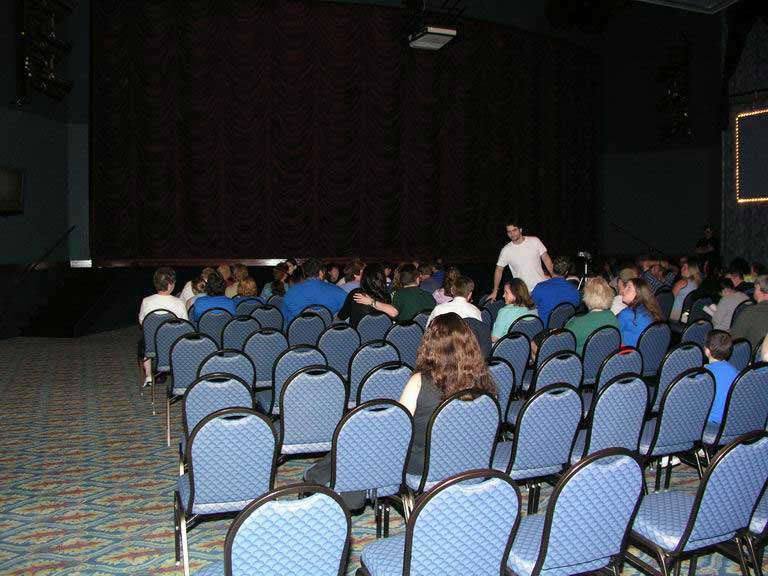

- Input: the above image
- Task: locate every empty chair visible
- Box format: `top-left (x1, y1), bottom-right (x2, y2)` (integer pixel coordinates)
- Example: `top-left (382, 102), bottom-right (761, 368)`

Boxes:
top-left (651, 342), bottom-right (704, 412)
top-left (153, 319), bottom-right (196, 409)
top-left (488, 357), bottom-right (516, 428)
top-left (301, 304), bottom-right (333, 327)
top-left (491, 333), bottom-right (530, 396)
top-left (197, 349), bottom-right (255, 390)
top-left (581, 326), bottom-right (621, 386)
top-left (357, 361), bottom-right (414, 405)
top-left (548, 302), bottom-right (577, 330)
top-left (317, 323), bottom-right (361, 378)
top-left (250, 305), bottom-right (283, 331)
top-left (358, 470), bottom-right (521, 576)
top-left (507, 449), bottom-right (644, 576)
top-left (729, 338), bottom-right (752, 372)
top-left (357, 312), bottom-right (393, 345)
top-left (174, 408), bottom-right (277, 576)
top-left (221, 315), bottom-right (261, 351)
top-left (234, 297), bottom-right (264, 316)
top-left (266, 294), bottom-right (284, 309)
top-left (258, 345), bottom-right (327, 416)
top-left (680, 318), bottom-right (713, 348)
top-left (625, 432), bottom-right (768, 576)
top-left (508, 314), bottom-right (545, 342)
top-left (286, 311), bottom-right (326, 347)
top-left (655, 288), bottom-right (674, 321)
top-left (637, 321), bottom-right (672, 378)
top-left (412, 310), bottom-right (431, 331)
top-left (384, 321), bottom-right (423, 368)
top-left (140, 309), bottom-right (177, 394)
top-left (197, 307), bottom-right (233, 347)
top-left (348, 341), bottom-right (400, 407)
top-left (522, 329), bottom-right (576, 391)
top-left (596, 347), bottom-right (644, 391)
top-left (243, 328), bottom-right (288, 391)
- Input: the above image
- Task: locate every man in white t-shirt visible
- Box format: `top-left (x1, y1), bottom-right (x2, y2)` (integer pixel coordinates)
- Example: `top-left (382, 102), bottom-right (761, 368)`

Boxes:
top-left (488, 219), bottom-right (554, 299)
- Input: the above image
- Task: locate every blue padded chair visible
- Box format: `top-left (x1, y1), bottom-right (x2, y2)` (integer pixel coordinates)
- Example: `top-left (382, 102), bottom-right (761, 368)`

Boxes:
top-left (488, 357), bottom-right (516, 429)
top-left (197, 349), bottom-right (255, 390)
top-left (234, 297), bottom-right (264, 317)
top-left (404, 391), bottom-right (501, 515)
top-left (520, 329), bottom-right (576, 392)
top-left (625, 432), bottom-right (768, 576)
top-left (701, 363), bottom-right (768, 455)
top-left (286, 311), bottom-right (326, 347)
top-left (508, 314), bottom-right (545, 342)
top-left (266, 293), bottom-right (284, 308)
top-left (221, 316), bottom-right (261, 351)
top-left (547, 302), bottom-right (577, 330)
top-left (655, 288), bottom-right (674, 321)
top-left (153, 319), bottom-right (196, 410)
top-left (637, 321), bottom-right (672, 378)
top-left (571, 375), bottom-right (648, 464)
top-left (258, 345), bottom-right (327, 416)
top-left (317, 323), bottom-right (361, 379)
top-left (491, 333), bottom-right (530, 397)
top-left (493, 384), bottom-right (582, 514)
top-left (243, 328), bottom-right (288, 392)
top-left (744, 487), bottom-right (768, 576)
top-left (731, 299), bottom-right (754, 329)
top-left (140, 309), bottom-right (177, 395)
top-left (357, 312), bottom-right (393, 345)
top-left (729, 338), bottom-right (752, 372)
top-left (652, 342), bottom-right (704, 412)
top-left (384, 321), bottom-right (423, 369)
top-left (250, 305), bottom-right (284, 331)
top-left (596, 348), bottom-right (644, 390)
top-left (348, 340), bottom-right (400, 408)
top-left (356, 361), bottom-right (413, 405)
top-left (681, 319), bottom-right (713, 348)
top-left (507, 449), bottom-right (644, 576)
top-left (412, 310), bottom-right (431, 331)
top-left (481, 307), bottom-right (493, 326)
top-left (278, 366), bottom-right (348, 460)
top-left (358, 470), bottom-right (521, 576)
top-left (197, 307), bottom-right (233, 348)
top-left (640, 368), bottom-right (715, 490)
top-left (167, 333), bottom-right (219, 446)
top-left (196, 484), bottom-right (351, 576)
top-left (174, 408), bottom-right (276, 576)
top-left (581, 326), bottom-right (621, 386)
top-left (480, 297), bottom-right (506, 323)
top-left (301, 304), bottom-right (333, 327)
top-left (322, 400), bottom-right (413, 537)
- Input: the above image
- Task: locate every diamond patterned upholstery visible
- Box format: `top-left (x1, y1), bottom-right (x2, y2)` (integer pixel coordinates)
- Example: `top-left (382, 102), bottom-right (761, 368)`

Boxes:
top-left (169, 334), bottom-right (219, 395)
top-left (582, 327), bottom-right (621, 385)
top-left (197, 350), bottom-right (255, 389)
top-left (492, 334), bottom-right (530, 396)
top-left (221, 316), bottom-right (261, 351)
top-left (481, 307), bottom-right (493, 326)
top-left (267, 346), bottom-right (327, 416)
top-left (302, 304), bottom-right (333, 327)
top-left (142, 309), bottom-right (177, 359)
top-left (680, 319), bottom-right (713, 348)
top-left (357, 362), bottom-right (413, 405)
top-left (548, 303), bottom-right (576, 330)
top-left (287, 312), bottom-right (326, 347)
top-left (482, 298), bottom-right (506, 323)
top-left (182, 375), bottom-right (253, 438)
top-left (348, 341), bottom-right (400, 407)
top-left (729, 339), bottom-right (752, 372)
top-left (318, 324), bottom-right (361, 378)
top-left (488, 357), bottom-right (516, 421)
top-left (198, 308), bottom-right (233, 348)
top-left (250, 305), bottom-right (284, 331)
top-left (653, 343), bottom-right (704, 411)
top-left (530, 352), bottom-right (582, 393)
top-left (155, 320), bottom-right (195, 372)
top-left (412, 311), bottom-right (430, 331)
top-left (243, 329), bottom-right (288, 391)
top-left (234, 297), bottom-right (264, 317)
top-left (360, 534), bottom-right (405, 576)
top-left (536, 330), bottom-right (576, 370)
top-left (750, 487), bottom-right (768, 535)
top-left (384, 322), bottom-right (423, 369)
top-left (596, 348), bottom-right (643, 391)
top-left (357, 312), bottom-right (393, 345)
top-left (509, 315), bottom-right (545, 342)
top-left (637, 322), bottom-right (671, 377)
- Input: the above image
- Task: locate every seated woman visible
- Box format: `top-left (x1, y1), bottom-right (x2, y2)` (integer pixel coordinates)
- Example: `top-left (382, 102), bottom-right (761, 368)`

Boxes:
top-left (304, 312), bottom-right (497, 509)
top-left (564, 277), bottom-right (619, 355)
top-left (192, 271), bottom-right (237, 321)
top-left (225, 263), bottom-right (250, 298)
top-left (338, 263), bottom-right (398, 327)
top-left (491, 279), bottom-right (538, 342)
top-left (233, 277), bottom-right (258, 302)
top-left (260, 262), bottom-right (289, 299)
top-left (617, 278), bottom-right (664, 347)
top-left (432, 266), bottom-right (461, 305)
top-left (670, 258), bottom-right (702, 321)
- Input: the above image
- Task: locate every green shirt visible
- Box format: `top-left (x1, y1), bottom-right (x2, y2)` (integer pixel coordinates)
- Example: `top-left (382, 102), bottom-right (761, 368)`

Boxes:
top-left (731, 301), bottom-right (768, 350)
top-left (492, 305), bottom-right (538, 339)
top-left (565, 310), bottom-right (620, 356)
top-left (392, 287), bottom-right (436, 322)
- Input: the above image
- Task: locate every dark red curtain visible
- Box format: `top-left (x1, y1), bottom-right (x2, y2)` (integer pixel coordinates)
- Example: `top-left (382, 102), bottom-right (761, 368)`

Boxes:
top-left (92, 1), bottom-right (599, 261)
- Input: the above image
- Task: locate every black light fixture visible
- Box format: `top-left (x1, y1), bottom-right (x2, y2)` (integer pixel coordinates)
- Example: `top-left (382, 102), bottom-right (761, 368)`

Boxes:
top-left (404, 0), bottom-right (465, 51)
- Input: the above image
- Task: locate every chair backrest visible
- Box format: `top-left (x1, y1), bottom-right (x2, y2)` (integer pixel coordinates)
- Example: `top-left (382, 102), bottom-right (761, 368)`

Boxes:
top-left (197, 349), bottom-right (256, 390)
top-left (655, 288), bottom-right (674, 320)
top-left (317, 323), bottom-right (361, 378)
top-left (270, 345), bottom-right (327, 415)
top-left (266, 294), bottom-right (284, 308)
top-left (235, 297), bottom-right (264, 317)
top-left (534, 450), bottom-right (644, 576)
top-left (221, 316), bottom-right (261, 351)
top-left (184, 408), bottom-right (276, 514)
top-left (509, 384), bottom-right (582, 476)
top-left (548, 303), bottom-right (577, 330)
top-left (637, 321), bottom-right (671, 377)
top-left (653, 342), bottom-right (704, 411)
top-left (405, 470), bottom-right (521, 576)
top-left (582, 376), bottom-right (648, 457)
top-left (243, 328), bottom-right (288, 387)
top-left (712, 363), bottom-right (768, 447)
top-left (412, 310), bottom-right (431, 331)
top-left (730, 299), bottom-right (754, 328)
top-left (491, 333), bottom-right (530, 392)
top-left (357, 311), bottom-right (393, 344)
top-left (680, 432), bottom-right (768, 553)
top-left (357, 361), bottom-right (414, 405)
top-left (330, 400), bottom-right (413, 493)
top-left (688, 296), bottom-right (714, 324)
top-left (418, 391), bottom-right (501, 492)
top-left (648, 368), bottom-right (715, 457)
top-left (224, 484), bottom-right (350, 576)
top-left (286, 311), bottom-right (326, 347)
top-left (301, 304), bottom-right (333, 327)
top-left (596, 348), bottom-right (643, 391)
top-left (680, 319), bottom-right (713, 348)
top-left (536, 329), bottom-right (577, 370)
top-left (250, 305), bottom-right (284, 331)
top-left (348, 340), bottom-right (400, 403)
top-left (465, 317), bottom-right (493, 359)
top-left (480, 307), bottom-right (493, 326)
top-left (279, 366), bottom-right (348, 455)
top-left (169, 333), bottom-right (219, 394)
top-left (680, 288), bottom-right (705, 317)
top-left (531, 351), bottom-right (583, 392)
top-left (488, 357), bottom-right (516, 424)
top-left (182, 374), bottom-right (253, 437)
top-left (480, 298), bottom-right (506, 323)
top-left (142, 309), bottom-right (177, 358)
top-left (508, 314), bottom-right (544, 342)
top-left (581, 326), bottom-right (621, 385)
top-left (729, 338), bottom-right (752, 372)
top-left (155, 319), bottom-right (196, 372)
top-left (197, 307), bottom-right (233, 347)
top-left (384, 321), bottom-right (424, 368)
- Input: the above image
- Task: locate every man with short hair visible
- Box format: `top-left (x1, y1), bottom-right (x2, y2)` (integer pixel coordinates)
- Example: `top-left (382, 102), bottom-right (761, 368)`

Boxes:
top-left (731, 274), bottom-right (768, 350)
top-left (426, 275), bottom-right (482, 326)
top-left (341, 258), bottom-right (365, 293)
top-left (531, 256), bottom-right (581, 327)
top-left (724, 262), bottom-right (754, 295)
top-left (192, 271), bottom-right (237, 321)
top-left (703, 330), bottom-right (739, 425)
top-left (281, 258), bottom-right (347, 323)
top-left (489, 218), bottom-right (554, 298)
top-left (391, 264), bottom-right (436, 322)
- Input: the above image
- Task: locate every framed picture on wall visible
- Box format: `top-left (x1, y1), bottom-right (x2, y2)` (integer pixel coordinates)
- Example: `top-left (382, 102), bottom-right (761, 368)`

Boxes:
top-left (0, 167), bottom-right (24, 215)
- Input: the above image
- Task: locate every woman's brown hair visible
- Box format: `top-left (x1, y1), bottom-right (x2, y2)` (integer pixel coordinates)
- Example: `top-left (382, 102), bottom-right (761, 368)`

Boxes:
top-left (271, 263), bottom-right (288, 296)
top-left (504, 278), bottom-right (534, 309)
top-left (626, 278), bottom-right (664, 322)
top-left (415, 313), bottom-right (497, 399)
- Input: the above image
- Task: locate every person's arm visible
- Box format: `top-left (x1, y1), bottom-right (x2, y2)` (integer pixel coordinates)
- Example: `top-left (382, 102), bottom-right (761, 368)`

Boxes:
top-left (337, 291), bottom-right (353, 320)
top-left (353, 292), bottom-right (399, 318)
top-left (541, 251), bottom-right (554, 277)
top-left (398, 372), bottom-right (422, 416)
top-left (761, 334), bottom-right (768, 362)
top-left (489, 265), bottom-right (504, 301)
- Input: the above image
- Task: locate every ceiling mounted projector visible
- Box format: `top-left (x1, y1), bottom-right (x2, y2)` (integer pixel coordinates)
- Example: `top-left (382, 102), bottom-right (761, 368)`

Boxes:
top-left (408, 25), bottom-right (458, 50)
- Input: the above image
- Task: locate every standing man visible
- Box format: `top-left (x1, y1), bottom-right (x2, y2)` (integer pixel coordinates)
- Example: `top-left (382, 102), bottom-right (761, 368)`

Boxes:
top-left (488, 219), bottom-right (554, 300)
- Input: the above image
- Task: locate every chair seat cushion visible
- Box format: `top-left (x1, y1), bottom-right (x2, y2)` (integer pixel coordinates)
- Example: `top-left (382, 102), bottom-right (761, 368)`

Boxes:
top-left (255, 389), bottom-right (275, 414)
top-left (570, 429), bottom-right (586, 465)
top-left (492, 442), bottom-right (562, 480)
top-left (360, 533), bottom-right (405, 576)
top-left (506, 514), bottom-right (545, 576)
top-left (405, 473), bottom-right (439, 493)
top-left (701, 421), bottom-right (721, 447)
top-left (581, 392), bottom-right (593, 418)
top-left (750, 494), bottom-right (768, 535)
top-left (638, 419), bottom-right (656, 456)
top-left (177, 474), bottom-right (254, 516)
top-left (632, 491), bottom-right (694, 551)
top-left (506, 400), bottom-right (522, 426)
top-left (521, 370), bottom-right (532, 391)
top-left (492, 442), bottom-right (513, 471)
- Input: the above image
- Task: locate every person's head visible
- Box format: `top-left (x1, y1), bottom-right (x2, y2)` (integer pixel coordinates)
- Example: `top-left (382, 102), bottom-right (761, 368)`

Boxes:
top-left (505, 218), bottom-right (523, 243)
top-left (415, 313), bottom-right (497, 399)
top-left (441, 266), bottom-right (461, 292)
top-left (273, 262), bottom-right (288, 281)
top-left (399, 264), bottom-right (419, 287)
top-left (681, 257), bottom-right (702, 285)
top-left (237, 277), bottom-right (257, 297)
top-left (705, 329), bottom-right (732, 362)
top-left (325, 263), bottom-right (341, 284)
top-left (503, 278), bottom-right (533, 308)
top-left (452, 276), bottom-right (475, 301)
top-left (191, 275), bottom-right (206, 295)
top-left (344, 258), bottom-right (365, 282)
top-left (153, 267), bottom-right (176, 293)
top-left (205, 271), bottom-right (227, 296)
top-left (417, 263), bottom-right (432, 280)
top-left (552, 256), bottom-right (571, 278)
top-left (290, 266), bottom-right (305, 284)
top-left (201, 267), bottom-right (216, 280)
top-left (718, 277), bottom-right (735, 297)
top-left (618, 267), bottom-right (639, 295)
top-left (583, 277), bottom-right (615, 311)
top-left (755, 274), bottom-right (768, 302)
top-left (232, 263), bottom-right (249, 283)
top-left (360, 263), bottom-right (389, 301)
top-left (622, 278), bottom-right (663, 321)
top-left (382, 262), bottom-right (393, 279)
top-left (217, 263), bottom-right (232, 281)
top-left (703, 224), bottom-right (713, 239)
top-left (285, 259), bottom-right (298, 276)
top-left (302, 258), bottom-right (324, 279)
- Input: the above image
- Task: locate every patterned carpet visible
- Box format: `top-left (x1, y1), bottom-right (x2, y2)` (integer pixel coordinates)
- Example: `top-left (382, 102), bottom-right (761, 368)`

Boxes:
top-left (0, 327), bottom-right (761, 575)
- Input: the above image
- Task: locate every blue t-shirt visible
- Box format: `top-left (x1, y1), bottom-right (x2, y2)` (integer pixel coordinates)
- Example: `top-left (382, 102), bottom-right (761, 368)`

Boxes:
top-left (281, 278), bottom-right (347, 324)
top-left (531, 277), bottom-right (581, 327)
top-left (193, 295), bottom-right (236, 321)
top-left (705, 360), bottom-right (740, 425)
top-left (617, 305), bottom-right (653, 348)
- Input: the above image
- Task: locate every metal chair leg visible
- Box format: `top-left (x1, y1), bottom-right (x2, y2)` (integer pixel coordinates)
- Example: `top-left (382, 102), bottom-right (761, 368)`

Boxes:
top-left (384, 503), bottom-right (390, 537)
top-left (688, 555), bottom-right (697, 576)
top-left (673, 560), bottom-right (681, 576)
top-left (173, 492), bottom-right (181, 563)
top-left (664, 461), bottom-right (673, 490)
top-left (655, 461), bottom-right (663, 492)
top-left (166, 397), bottom-right (172, 447)
top-left (693, 451), bottom-right (704, 479)
top-left (737, 535), bottom-right (751, 576)
top-left (745, 536), bottom-right (764, 576)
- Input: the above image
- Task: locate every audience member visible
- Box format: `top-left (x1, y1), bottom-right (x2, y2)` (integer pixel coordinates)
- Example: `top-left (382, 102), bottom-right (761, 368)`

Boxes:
top-left (285, 258), bottom-right (298, 279)
top-left (192, 271), bottom-right (237, 321)
top-left (325, 262), bottom-right (341, 285)
top-left (178, 266), bottom-right (215, 303)
top-left (761, 333), bottom-right (768, 362)
top-left (704, 278), bottom-right (749, 331)
top-left (338, 263), bottom-right (398, 327)
top-left (725, 259), bottom-right (753, 295)
top-left (698, 258), bottom-right (723, 299)
top-left (694, 224), bottom-right (719, 257)
top-left (427, 276), bottom-right (482, 326)
top-left (531, 256), bottom-right (581, 327)
top-left (489, 217), bottom-right (553, 296)
top-left (260, 262), bottom-right (289, 299)
top-left (491, 279), bottom-right (538, 342)
top-left (703, 330), bottom-right (739, 425)
top-left (565, 277), bottom-right (620, 355)
top-left (731, 274), bottom-right (768, 349)
top-left (611, 267), bottom-right (638, 315)
top-left (638, 256), bottom-right (677, 293)
top-left (418, 262), bottom-right (441, 294)
top-left (670, 258), bottom-right (702, 321)
top-left (288, 263), bottom-right (305, 286)
top-left (617, 278), bottom-right (664, 347)
top-left (391, 264), bottom-right (436, 322)
top-left (234, 277), bottom-right (258, 301)
top-left (217, 263), bottom-right (234, 288)
top-left (225, 263), bottom-right (249, 298)
top-left (382, 262), bottom-right (394, 290)
top-left (341, 258), bottom-right (365, 293)
top-left (281, 258), bottom-right (347, 323)
top-left (186, 275), bottom-right (207, 308)
top-left (432, 266), bottom-right (461, 305)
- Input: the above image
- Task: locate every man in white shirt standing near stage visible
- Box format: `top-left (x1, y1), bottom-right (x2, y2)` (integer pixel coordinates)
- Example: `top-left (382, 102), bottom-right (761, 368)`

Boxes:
top-left (488, 218), bottom-right (554, 299)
